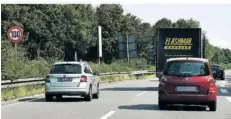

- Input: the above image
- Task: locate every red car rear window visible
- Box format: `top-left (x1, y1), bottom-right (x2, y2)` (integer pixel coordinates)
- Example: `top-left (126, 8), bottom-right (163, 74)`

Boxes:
top-left (164, 61), bottom-right (210, 77)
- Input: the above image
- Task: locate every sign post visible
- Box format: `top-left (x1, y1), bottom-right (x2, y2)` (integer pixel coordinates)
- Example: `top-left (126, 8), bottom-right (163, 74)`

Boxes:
top-left (7, 26), bottom-right (24, 52)
top-left (75, 51), bottom-right (78, 61)
top-left (98, 26), bottom-right (102, 64)
top-left (126, 33), bottom-right (129, 63)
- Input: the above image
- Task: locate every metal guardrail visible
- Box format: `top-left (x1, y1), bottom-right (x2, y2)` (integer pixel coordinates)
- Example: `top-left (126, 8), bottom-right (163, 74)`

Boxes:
top-left (1, 70), bottom-right (155, 89)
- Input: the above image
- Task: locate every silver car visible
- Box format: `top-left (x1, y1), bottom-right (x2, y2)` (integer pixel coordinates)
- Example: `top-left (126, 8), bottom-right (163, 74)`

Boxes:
top-left (45, 61), bottom-right (99, 101)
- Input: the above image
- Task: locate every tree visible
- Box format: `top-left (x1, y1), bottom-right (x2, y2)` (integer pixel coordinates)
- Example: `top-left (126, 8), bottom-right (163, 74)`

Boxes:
top-left (172, 18), bottom-right (200, 28)
top-left (137, 22), bottom-right (152, 58)
top-left (96, 4), bottom-right (124, 62)
top-left (1, 4), bottom-right (231, 67)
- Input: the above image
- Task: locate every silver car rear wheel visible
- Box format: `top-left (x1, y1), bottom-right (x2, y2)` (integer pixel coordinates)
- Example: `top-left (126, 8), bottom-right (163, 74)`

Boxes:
top-left (84, 86), bottom-right (92, 101)
top-left (93, 84), bottom-right (99, 99)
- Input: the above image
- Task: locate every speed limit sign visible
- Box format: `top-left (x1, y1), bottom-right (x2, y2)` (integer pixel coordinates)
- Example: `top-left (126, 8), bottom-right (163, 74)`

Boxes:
top-left (7, 26), bottom-right (24, 43)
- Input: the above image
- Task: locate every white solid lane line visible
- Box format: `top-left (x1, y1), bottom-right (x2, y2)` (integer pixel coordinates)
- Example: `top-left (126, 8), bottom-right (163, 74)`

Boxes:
top-left (220, 89), bottom-right (228, 93)
top-left (226, 97), bottom-right (231, 103)
top-left (1, 98), bottom-right (41, 108)
top-left (136, 91), bottom-right (147, 96)
top-left (99, 111), bottom-right (116, 119)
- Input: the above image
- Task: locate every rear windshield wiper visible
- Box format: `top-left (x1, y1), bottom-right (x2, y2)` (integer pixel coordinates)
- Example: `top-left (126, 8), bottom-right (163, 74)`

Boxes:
top-left (190, 74), bottom-right (205, 76)
top-left (167, 74), bottom-right (187, 77)
top-left (64, 71), bottom-right (76, 74)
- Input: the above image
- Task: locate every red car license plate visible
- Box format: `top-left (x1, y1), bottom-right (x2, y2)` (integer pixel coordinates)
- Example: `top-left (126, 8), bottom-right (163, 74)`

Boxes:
top-left (175, 86), bottom-right (198, 92)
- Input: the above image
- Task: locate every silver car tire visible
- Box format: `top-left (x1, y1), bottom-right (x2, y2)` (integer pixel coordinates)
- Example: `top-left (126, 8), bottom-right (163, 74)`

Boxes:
top-left (84, 86), bottom-right (92, 101)
top-left (45, 94), bottom-right (53, 102)
top-left (93, 84), bottom-right (99, 99)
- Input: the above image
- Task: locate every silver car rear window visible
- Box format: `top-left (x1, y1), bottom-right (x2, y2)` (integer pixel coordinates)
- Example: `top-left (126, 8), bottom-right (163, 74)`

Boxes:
top-left (49, 64), bottom-right (82, 74)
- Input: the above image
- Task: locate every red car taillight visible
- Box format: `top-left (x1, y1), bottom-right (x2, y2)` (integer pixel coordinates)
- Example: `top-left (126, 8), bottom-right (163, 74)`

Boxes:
top-left (80, 75), bottom-right (87, 82)
top-left (160, 76), bottom-right (167, 84)
top-left (159, 76), bottom-right (167, 92)
top-left (208, 78), bottom-right (216, 93)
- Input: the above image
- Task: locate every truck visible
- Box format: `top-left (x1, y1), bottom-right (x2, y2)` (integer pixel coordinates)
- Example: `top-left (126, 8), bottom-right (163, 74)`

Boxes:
top-left (155, 28), bottom-right (205, 75)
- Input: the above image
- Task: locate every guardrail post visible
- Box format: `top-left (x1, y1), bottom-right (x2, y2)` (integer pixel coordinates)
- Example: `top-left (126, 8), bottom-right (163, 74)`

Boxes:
top-left (136, 74), bottom-right (141, 80)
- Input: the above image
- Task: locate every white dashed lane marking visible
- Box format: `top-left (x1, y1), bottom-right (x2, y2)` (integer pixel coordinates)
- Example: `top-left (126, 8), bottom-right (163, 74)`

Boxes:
top-left (136, 91), bottom-right (146, 96)
top-left (226, 97), bottom-right (231, 103)
top-left (220, 89), bottom-right (228, 93)
top-left (99, 111), bottom-right (116, 119)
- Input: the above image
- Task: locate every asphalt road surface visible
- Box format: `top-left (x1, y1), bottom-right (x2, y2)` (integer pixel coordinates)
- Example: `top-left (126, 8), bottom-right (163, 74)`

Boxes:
top-left (2, 70), bottom-right (231, 119)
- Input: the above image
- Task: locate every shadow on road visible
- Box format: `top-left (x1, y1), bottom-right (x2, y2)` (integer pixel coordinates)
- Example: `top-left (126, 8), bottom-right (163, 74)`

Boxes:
top-left (167, 105), bottom-right (207, 111)
top-left (101, 87), bottom-right (158, 91)
top-left (118, 104), bottom-right (159, 110)
top-left (149, 80), bottom-right (159, 82)
top-left (28, 97), bottom-right (86, 102)
top-left (18, 98), bottom-right (37, 102)
top-left (118, 104), bottom-right (207, 111)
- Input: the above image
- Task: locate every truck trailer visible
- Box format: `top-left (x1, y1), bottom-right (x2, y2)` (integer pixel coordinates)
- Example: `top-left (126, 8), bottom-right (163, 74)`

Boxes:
top-left (155, 28), bottom-right (205, 74)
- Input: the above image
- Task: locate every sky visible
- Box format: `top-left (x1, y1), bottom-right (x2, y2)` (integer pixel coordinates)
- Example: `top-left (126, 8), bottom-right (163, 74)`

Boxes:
top-left (121, 4), bottom-right (231, 50)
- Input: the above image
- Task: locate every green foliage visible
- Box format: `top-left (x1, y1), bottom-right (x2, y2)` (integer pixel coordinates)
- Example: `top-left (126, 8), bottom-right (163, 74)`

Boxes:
top-left (99, 74), bottom-right (135, 83)
top-left (172, 18), bottom-right (200, 28)
top-left (1, 84), bottom-right (44, 101)
top-left (1, 4), bottom-right (231, 81)
top-left (220, 63), bottom-right (231, 69)
top-left (205, 33), bottom-right (231, 65)
top-left (2, 58), bottom-right (50, 80)
top-left (89, 58), bottom-right (155, 73)
top-left (1, 40), bottom-right (50, 80)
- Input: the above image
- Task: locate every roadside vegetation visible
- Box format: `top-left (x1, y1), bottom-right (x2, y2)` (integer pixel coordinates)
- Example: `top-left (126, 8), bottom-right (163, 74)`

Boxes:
top-left (1, 45), bottom-right (154, 81)
top-left (2, 84), bottom-right (44, 101)
top-left (2, 4), bottom-right (230, 81)
top-left (1, 74), bottom-right (155, 101)
top-left (220, 63), bottom-right (231, 70)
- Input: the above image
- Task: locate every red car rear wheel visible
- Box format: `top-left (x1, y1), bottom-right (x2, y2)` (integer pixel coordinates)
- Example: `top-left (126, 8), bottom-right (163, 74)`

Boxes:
top-left (208, 101), bottom-right (217, 111)
top-left (158, 98), bottom-right (167, 110)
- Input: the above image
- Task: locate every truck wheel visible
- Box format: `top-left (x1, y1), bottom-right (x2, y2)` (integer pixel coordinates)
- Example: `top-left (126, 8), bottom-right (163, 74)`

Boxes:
top-left (84, 87), bottom-right (92, 101)
top-left (45, 94), bottom-right (53, 102)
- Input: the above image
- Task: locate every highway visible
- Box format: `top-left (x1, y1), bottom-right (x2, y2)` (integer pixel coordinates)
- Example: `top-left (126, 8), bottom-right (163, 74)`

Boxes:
top-left (2, 70), bottom-right (231, 119)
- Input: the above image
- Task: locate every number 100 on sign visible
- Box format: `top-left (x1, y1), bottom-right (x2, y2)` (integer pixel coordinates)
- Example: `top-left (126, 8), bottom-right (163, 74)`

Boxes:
top-left (7, 26), bottom-right (24, 43)
top-left (11, 30), bottom-right (20, 38)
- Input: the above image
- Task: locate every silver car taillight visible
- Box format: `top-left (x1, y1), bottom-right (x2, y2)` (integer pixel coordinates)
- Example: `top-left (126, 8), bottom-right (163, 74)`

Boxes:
top-left (80, 75), bottom-right (87, 82)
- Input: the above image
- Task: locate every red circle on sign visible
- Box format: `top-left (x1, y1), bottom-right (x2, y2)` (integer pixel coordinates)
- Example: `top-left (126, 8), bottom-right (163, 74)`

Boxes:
top-left (7, 26), bottom-right (24, 43)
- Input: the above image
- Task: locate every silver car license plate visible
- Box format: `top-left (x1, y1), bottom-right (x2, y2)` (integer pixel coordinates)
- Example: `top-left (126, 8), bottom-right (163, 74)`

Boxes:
top-left (57, 78), bottom-right (72, 82)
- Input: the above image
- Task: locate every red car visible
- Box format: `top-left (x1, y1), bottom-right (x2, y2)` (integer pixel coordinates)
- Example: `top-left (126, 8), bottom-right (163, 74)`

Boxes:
top-left (158, 57), bottom-right (217, 111)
